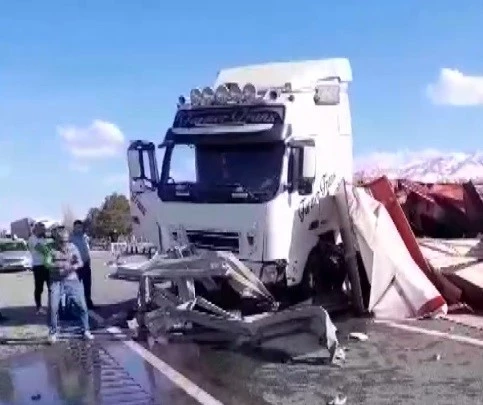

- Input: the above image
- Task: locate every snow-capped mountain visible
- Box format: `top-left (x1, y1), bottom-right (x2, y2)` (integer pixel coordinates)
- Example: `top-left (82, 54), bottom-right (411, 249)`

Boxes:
top-left (355, 151), bottom-right (483, 183)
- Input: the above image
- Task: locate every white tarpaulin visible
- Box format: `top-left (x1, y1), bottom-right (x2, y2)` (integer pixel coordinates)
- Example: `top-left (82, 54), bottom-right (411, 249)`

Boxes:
top-left (346, 187), bottom-right (447, 318)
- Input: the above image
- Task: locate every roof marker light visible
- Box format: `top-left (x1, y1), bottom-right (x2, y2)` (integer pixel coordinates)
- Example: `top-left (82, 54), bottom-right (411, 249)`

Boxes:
top-left (190, 88), bottom-right (203, 105)
top-left (268, 89), bottom-right (278, 101)
top-left (242, 83), bottom-right (257, 102)
top-left (201, 87), bottom-right (215, 105)
top-left (227, 83), bottom-right (242, 102)
top-left (215, 84), bottom-right (230, 104)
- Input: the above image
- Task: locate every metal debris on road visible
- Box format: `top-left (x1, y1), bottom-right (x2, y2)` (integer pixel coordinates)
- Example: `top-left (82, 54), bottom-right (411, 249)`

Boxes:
top-left (114, 245), bottom-right (342, 363)
top-left (327, 393), bottom-right (347, 405)
top-left (348, 332), bottom-right (368, 341)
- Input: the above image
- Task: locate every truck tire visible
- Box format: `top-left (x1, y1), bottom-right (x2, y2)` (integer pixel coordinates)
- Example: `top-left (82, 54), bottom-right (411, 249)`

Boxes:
top-left (298, 246), bottom-right (321, 302)
top-left (301, 244), bottom-right (366, 316)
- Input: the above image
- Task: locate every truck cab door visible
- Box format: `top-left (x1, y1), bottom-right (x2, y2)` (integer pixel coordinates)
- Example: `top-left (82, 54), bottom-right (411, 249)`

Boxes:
top-left (285, 139), bottom-right (320, 285)
top-left (127, 140), bottom-right (162, 248)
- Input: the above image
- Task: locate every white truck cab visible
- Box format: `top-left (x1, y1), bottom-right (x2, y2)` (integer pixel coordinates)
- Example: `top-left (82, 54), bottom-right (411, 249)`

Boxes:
top-left (128, 58), bottom-right (353, 289)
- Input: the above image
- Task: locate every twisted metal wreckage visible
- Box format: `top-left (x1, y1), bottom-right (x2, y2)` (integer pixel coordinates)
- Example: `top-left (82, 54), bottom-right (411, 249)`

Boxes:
top-left (115, 244), bottom-right (344, 364)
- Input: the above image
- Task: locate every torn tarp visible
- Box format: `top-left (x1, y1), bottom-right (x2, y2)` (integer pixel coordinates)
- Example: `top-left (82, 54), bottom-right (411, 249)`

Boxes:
top-left (346, 186), bottom-right (448, 318)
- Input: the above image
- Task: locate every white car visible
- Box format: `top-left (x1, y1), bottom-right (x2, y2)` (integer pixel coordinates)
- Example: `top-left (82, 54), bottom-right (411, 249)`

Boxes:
top-left (0, 238), bottom-right (32, 272)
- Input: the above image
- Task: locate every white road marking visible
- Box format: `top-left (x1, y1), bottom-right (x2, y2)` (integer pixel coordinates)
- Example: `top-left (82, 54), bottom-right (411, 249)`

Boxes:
top-left (89, 310), bottom-right (224, 405)
top-left (374, 319), bottom-right (483, 348)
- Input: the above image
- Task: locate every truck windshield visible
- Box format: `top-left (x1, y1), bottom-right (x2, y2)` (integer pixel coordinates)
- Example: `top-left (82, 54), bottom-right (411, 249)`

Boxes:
top-left (159, 142), bottom-right (285, 203)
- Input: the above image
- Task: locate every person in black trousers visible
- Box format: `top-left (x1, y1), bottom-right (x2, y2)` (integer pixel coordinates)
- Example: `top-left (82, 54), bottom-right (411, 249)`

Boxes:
top-left (70, 220), bottom-right (96, 309)
top-left (28, 222), bottom-right (50, 314)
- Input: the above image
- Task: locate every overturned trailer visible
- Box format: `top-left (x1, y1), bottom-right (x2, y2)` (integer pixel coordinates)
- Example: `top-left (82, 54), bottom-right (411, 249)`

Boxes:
top-left (388, 179), bottom-right (483, 238)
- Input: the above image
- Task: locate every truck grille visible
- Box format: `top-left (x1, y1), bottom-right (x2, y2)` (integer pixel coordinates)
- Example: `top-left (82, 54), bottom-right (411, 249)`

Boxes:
top-left (186, 230), bottom-right (240, 253)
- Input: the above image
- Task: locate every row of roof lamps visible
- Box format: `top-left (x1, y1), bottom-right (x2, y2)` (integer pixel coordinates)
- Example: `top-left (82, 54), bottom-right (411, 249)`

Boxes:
top-left (178, 82), bottom-right (341, 107)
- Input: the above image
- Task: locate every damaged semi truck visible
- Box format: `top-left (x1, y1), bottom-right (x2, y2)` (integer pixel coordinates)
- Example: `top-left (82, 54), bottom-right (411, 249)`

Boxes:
top-left (121, 59), bottom-right (448, 355)
top-left (126, 58), bottom-right (366, 315)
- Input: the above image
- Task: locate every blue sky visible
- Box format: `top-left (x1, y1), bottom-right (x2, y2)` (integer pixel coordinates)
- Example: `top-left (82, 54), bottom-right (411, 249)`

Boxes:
top-left (1, 0), bottom-right (483, 228)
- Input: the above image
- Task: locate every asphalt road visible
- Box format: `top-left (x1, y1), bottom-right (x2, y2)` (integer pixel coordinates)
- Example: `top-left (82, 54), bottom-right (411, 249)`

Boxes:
top-left (1, 251), bottom-right (483, 404)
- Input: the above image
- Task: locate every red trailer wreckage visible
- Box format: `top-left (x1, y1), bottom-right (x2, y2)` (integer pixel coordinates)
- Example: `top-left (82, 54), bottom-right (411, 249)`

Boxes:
top-left (363, 176), bottom-right (483, 311)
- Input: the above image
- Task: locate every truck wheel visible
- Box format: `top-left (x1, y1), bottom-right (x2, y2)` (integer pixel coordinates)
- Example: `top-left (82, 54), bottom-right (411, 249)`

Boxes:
top-left (298, 247), bottom-right (319, 301)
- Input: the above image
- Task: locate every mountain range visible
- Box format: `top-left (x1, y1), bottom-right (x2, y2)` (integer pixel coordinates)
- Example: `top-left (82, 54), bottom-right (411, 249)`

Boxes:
top-left (355, 152), bottom-right (483, 183)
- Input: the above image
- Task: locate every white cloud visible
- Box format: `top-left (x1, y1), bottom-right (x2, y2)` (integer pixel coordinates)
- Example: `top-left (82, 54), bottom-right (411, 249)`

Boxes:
top-left (355, 148), bottom-right (444, 172)
top-left (426, 68), bottom-right (483, 106)
top-left (58, 119), bottom-right (126, 159)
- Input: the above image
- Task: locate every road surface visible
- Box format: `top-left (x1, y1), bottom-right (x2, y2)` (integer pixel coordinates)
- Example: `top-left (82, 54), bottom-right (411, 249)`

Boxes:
top-left (1, 251), bottom-right (483, 404)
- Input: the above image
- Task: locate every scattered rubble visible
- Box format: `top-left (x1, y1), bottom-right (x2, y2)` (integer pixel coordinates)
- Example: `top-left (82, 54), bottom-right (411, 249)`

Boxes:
top-left (348, 332), bottom-right (368, 342)
top-left (119, 248), bottom-right (344, 363)
top-left (365, 177), bottom-right (483, 239)
top-left (327, 393), bottom-right (347, 405)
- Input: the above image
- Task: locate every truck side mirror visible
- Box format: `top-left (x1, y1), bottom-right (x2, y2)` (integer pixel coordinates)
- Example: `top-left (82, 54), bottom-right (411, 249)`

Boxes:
top-left (127, 150), bottom-right (142, 179)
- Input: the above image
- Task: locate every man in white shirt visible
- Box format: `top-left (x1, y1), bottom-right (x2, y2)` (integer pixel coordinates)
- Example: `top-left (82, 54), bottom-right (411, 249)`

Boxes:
top-left (28, 222), bottom-right (50, 314)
